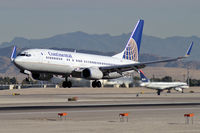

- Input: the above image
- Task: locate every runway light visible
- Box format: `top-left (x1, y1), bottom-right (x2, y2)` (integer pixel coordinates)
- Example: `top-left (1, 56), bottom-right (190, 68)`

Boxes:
top-left (68, 97), bottom-right (78, 101)
top-left (184, 113), bottom-right (194, 124)
top-left (119, 113), bottom-right (129, 122)
top-left (12, 93), bottom-right (20, 96)
top-left (58, 112), bottom-right (68, 120)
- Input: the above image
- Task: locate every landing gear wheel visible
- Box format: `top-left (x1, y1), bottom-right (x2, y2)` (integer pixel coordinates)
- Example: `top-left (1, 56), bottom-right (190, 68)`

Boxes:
top-left (96, 81), bottom-right (101, 88)
top-left (92, 81), bottom-right (101, 88)
top-left (62, 81), bottom-right (67, 88)
top-left (157, 90), bottom-right (161, 95)
top-left (25, 77), bottom-right (30, 82)
top-left (62, 81), bottom-right (72, 88)
top-left (67, 81), bottom-right (72, 88)
top-left (92, 81), bottom-right (97, 88)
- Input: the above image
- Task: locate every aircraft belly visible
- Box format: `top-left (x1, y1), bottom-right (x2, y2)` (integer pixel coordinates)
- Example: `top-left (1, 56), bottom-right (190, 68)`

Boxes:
top-left (146, 85), bottom-right (162, 90)
top-left (19, 62), bottom-right (73, 74)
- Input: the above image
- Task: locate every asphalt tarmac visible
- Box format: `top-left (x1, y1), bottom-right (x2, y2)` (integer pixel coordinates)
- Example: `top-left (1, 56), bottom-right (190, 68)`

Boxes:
top-left (0, 87), bottom-right (200, 133)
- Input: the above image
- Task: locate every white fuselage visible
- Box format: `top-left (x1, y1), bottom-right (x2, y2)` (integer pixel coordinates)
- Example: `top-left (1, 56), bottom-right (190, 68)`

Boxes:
top-left (140, 82), bottom-right (189, 90)
top-left (14, 49), bottom-right (135, 78)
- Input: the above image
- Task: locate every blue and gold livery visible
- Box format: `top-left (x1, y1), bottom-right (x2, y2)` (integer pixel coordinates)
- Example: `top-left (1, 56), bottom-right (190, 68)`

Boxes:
top-left (123, 20), bottom-right (144, 61)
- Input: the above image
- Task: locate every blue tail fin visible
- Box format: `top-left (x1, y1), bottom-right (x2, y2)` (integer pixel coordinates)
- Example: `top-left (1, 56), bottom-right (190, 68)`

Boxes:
top-left (139, 69), bottom-right (149, 82)
top-left (122, 19), bottom-right (144, 61)
top-left (11, 46), bottom-right (17, 61)
top-left (185, 42), bottom-right (193, 57)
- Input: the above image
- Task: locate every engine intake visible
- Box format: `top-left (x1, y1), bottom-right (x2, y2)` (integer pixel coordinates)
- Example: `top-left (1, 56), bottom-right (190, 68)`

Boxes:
top-left (82, 68), bottom-right (103, 80)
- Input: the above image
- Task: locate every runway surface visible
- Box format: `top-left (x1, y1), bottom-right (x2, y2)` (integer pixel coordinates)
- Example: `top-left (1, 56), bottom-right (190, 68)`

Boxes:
top-left (0, 87), bottom-right (200, 133)
top-left (1, 102), bottom-right (200, 111)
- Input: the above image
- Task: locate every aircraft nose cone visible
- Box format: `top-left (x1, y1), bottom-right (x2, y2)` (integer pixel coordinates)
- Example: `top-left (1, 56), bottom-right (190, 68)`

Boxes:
top-left (13, 57), bottom-right (19, 64)
top-left (13, 56), bottom-right (22, 66)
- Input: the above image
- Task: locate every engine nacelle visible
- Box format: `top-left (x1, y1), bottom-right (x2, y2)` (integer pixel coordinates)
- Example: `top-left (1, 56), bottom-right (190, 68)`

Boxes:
top-left (32, 73), bottom-right (53, 81)
top-left (174, 87), bottom-right (183, 92)
top-left (82, 68), bottom-right (103, 80)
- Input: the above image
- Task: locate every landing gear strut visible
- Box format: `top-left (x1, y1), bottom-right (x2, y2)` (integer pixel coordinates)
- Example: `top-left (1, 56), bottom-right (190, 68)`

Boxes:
top-left (157, 90), bottom-right (161, 95)
top-left (92, 80), bottom-right (101, 88)
top-left (62, 77), bottom-right (72, 88)
top-left (167, 89), bottom-right (171, 93)
top-left (25, 77), bottom-right (30, 82)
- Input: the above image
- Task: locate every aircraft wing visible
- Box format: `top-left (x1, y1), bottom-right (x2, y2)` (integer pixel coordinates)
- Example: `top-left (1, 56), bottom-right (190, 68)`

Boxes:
top-left (100, 56), bottom-right (185, 73)
top-left (100, 42), bottom-right (193, 74)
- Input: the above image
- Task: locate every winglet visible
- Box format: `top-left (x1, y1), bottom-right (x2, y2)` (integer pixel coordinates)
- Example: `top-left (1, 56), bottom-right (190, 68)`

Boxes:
top-left (185, 42), bottom-right (193, 57)
top-left (11, 46), bottom-right (17, 61)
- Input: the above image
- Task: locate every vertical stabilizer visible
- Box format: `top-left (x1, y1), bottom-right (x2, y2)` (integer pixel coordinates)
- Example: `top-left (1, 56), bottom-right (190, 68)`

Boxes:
top-left (139, 69), bottom-right (149, 82)
top-left (112, 20), bottom-right (144, 62)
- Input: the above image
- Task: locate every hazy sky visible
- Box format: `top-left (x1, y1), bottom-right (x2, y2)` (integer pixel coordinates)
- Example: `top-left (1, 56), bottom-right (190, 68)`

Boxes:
top-left (0, 0), bottom-right (200, 43)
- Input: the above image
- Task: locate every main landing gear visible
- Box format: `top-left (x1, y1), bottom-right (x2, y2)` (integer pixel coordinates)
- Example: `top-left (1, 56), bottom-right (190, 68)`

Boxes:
top-left (92, 80), bottom-right (101, 88)
top-left (157, 90), bottom-right (161, 95)
top-left (25, 77), bottom-right (30, 82)
top-left (62, 77), bottom-right (72, 88)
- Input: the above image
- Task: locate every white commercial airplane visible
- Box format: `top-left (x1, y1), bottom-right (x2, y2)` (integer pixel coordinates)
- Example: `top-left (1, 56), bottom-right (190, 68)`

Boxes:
top-left (10, 20), bottom-right (193, 88)
top-left (138, 69), bottom-right (189, 95)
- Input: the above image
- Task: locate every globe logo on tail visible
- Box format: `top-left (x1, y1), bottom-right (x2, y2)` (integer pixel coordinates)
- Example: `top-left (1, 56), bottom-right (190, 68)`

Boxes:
top-left (123, 38), bottom-right (138, 61)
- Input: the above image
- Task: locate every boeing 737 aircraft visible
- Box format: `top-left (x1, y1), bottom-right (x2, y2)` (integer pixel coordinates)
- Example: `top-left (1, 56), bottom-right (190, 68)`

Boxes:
top-left (10, 20), bottom-right (193, 88)
top-left (138, 69), bottom-right (189, 95)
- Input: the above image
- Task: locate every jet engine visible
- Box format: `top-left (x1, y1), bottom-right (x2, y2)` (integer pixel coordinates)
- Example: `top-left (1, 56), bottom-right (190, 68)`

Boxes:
top-left (32, 73), bottom-right (53, 81)
top-left (82, 68), bottom-right (103, 80)
top-left (174, 87), bottom-right (183, 92)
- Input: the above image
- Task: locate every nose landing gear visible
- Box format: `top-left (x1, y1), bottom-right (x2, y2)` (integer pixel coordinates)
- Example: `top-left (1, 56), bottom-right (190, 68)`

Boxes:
top-left (157, 90), bottom-right (161, 95)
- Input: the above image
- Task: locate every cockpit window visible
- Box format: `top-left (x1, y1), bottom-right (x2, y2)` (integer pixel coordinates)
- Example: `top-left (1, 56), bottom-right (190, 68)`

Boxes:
top-left (18, 54), bottom-right (25, 56)
top-left (17, 52), bottom-right (31, 57)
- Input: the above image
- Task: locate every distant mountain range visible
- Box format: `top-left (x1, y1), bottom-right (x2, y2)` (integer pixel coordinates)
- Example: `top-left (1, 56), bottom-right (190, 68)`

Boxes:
top-left (0, 31), bottom-right (199, 77)
top-left (0, 31), bottom-right (199, 61)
